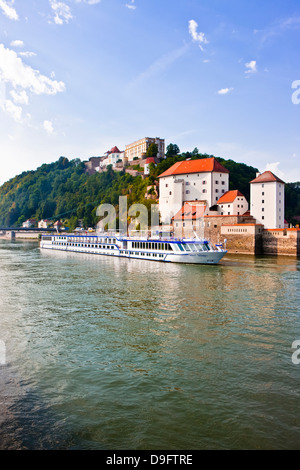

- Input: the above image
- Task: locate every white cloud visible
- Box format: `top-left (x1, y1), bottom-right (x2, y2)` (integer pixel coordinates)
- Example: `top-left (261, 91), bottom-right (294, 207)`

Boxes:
top-left (0, 44), bottom-right (66, 95)
top-left (218, 87), bottom-right (233, 95)
top-left (19, 51), bottom-right (37, 58)
top-left (10, 39), bottom-right (24, 48)
top-left (0, 0), bottom-right (18, 21)
top-left (1, 99), bottom-right (22, 122)
top-left (10, 89), bottom-right (29, 105)
top-left (43, 120), bottom-right (54, 134)
top-left (126, 0), bottom-right (136, 9)
top-left (0, 81), bottom-right (5, 106)
top-left (188, 19), bottom-right (208, 51)
top-left (74, 0), bottom-right (101, 4)
top-left (49, 0), bottom-right (73, 25)
top-left (0, 44), bottom-right (65, 123)
top-left (245, 60), bottom-right (257, 74)
top-left (264, 162), bottom-right (285, 180)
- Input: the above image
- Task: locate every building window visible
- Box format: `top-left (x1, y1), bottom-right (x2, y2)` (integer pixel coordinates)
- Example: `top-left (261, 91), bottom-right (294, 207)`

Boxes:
top-left (262, 192), bottom-right (264, 195)
top-left (169, 191), bottom-right (172, 195)
top-left (166, 184), bottom-right (168, 187)
top-left (262, 184), bottom-right (264, 188)
top-left (186, 181), bottom-right (190, 186)
top-left (215, 189), bottom-right (219, 193)
top-left (262, 208), bottom-right (264, 212)
top-left (215, 181), bottom-right (219, 184)
top-left (262, 200), bottom-right (264, 204)
top-left (222, 181), bottom-right (225, 185)
top-left (262, 216), bottom-right (264, 220)
top-left (186, 190), bottom-right (190, 194)
top-left (202, 180), bottom-right (207, 185)
top-left (202, 189), bottom-right (207, 193)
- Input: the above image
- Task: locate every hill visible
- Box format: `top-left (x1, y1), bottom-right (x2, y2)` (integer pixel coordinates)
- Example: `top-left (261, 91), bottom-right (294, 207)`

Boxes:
top-left (0, 154), bottom-right (299, 229)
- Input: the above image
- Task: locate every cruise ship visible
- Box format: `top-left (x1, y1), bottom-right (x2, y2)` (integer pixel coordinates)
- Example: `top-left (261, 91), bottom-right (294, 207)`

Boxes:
top-left (40, 233), bottom-right (227, 265)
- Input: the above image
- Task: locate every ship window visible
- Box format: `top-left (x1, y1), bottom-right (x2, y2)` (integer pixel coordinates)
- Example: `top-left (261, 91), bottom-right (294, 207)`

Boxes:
top-left (188, 244), bottom-right (197, 252)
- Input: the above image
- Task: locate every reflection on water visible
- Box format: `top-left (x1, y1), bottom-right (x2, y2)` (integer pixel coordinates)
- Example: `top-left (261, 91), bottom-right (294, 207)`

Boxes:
top-left (0, 240), bottom-right (300, 449)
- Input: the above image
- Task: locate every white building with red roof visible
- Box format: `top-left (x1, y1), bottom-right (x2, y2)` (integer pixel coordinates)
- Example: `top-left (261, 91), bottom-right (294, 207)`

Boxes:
top-left (143, 157), bottom-right (156, 175)
top-left (250, 170), bottom-right (285, 229)
top-left (158, 157), bottom-right (229, 223)
top-left (101, 146), bottom-right (125, 168)
top-left (217, 190), bottom-right (249, 216)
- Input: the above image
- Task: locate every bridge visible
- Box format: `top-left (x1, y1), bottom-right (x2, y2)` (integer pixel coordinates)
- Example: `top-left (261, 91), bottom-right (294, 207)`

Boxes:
top-left (0, 227), bottom-right (65, 240)
top-left (0, 227), bottom-right (59, 232)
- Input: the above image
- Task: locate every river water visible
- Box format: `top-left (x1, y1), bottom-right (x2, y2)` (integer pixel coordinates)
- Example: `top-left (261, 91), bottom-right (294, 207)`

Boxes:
top-left (0, 239), bottom-right (300, 450)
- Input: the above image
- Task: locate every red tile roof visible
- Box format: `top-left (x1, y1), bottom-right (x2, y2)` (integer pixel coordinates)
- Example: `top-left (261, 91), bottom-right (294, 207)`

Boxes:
top-left (250, 171), bottom-right (285, 184)
top-left (173, 202), bottom-right (206, 221)
top-left (217, 190), bottom-right (245, 204)
top-left (158, 157), bottom-right (229, 178)
top-left (106, 146), bottom-right (122, 155)
top-left (145, 157), bottom-right (156, 164)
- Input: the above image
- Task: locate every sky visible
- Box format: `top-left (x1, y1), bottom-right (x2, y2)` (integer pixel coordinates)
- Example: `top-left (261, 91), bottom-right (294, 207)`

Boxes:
top-left (0, 0), bottom-right (299, 185)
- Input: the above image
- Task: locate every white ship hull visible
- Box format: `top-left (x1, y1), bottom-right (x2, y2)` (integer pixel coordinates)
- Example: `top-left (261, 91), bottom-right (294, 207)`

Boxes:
top-left (40, 234), bottom-right (227, 265)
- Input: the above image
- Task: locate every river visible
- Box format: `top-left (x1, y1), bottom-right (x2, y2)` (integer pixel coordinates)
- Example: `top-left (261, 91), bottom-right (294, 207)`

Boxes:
top-left (0, 239), bottom-right (299, 450)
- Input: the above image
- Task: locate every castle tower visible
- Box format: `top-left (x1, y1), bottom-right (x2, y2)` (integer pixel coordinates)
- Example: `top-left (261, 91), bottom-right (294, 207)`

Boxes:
top-left (250, 171), bottom-right (285, 229)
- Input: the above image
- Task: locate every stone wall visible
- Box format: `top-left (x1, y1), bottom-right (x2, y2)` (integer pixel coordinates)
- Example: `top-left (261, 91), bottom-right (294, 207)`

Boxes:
top-left (171, 213), bottom-right (300, 256)
top-left (262, 229), bottom-right (300, 256)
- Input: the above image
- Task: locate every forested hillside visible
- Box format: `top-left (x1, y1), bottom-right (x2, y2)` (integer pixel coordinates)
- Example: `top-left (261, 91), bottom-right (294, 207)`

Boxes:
top-left (0, 153), bottom-right (299, 229)
top-left (0, 157), bottom-right (153, 229)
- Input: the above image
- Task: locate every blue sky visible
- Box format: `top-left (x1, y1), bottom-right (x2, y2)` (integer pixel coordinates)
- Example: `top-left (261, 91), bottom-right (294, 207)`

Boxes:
top-left (0, 0), bottom-right (299, 185)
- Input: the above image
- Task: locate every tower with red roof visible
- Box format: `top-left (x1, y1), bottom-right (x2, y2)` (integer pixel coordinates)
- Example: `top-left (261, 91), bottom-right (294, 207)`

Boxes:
top-left (250, 171), bottom-right (285, 229)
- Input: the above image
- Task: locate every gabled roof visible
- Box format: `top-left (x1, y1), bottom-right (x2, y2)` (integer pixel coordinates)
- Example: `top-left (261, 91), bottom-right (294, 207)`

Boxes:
top-left (173, 201), bottom-right (207, 221)
top-left (158, 157), bottom-right (229, 178)
top-left (250, 171), bottom-right (285, 184)
top-left (217, 190), bottom-right (245, 204)
top-left (145, 157), bottom-right (156, 164)
top-left (106, 146), bottom-right (123, 155)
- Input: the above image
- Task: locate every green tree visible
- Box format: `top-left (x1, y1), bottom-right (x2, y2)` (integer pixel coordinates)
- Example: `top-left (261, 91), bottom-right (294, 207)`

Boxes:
top-left (146, 143), bottom-right (158, 159)
top-left (166, 143), bottom-right (180, 157)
